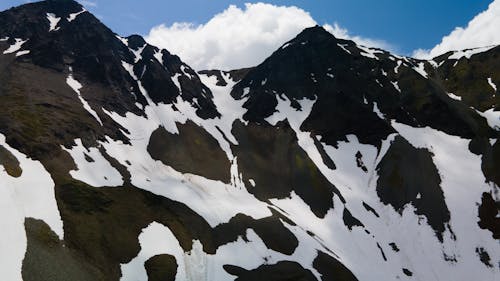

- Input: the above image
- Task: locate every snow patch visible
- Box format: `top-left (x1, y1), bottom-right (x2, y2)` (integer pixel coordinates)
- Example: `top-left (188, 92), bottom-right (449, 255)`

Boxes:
top-left (3, 38), bottom-right (27, 54)
top-left (337, 43), bottom-right (351, 54)
top-left (248, 179), bottom-right (256, 187)
top-left (63, 139), bottom-right (123, 187)
top-left (447, 93), bottom-right (462, 101)
top-left (66, 72), bottom-right (103, 126)
top-left (15, 50), bottom-right (30, 57)
top-left (115, 35), bottom-right (129, 46)
top-left (412, 62), bottom-right (428, 78)
top-left (391, 81), bottom-right (401, 93)
top-left (448, 46), bottom-right (496, 60)
top-left (373, 102), bottom-right (385, 119)
top-left (67, 8), bottom-right (87, 22)
top-left (46, 13), bottom-right (61, 31)
top-left (487, 77), bottom-right (497, 93)
top-left (357, 45), bottom-right (382, 60)
top-left (281, 42), bottom-right (292, 49)
top-left (476, 108), bottom-right (500, 130)
top-left (394, 61), bottom-right (402, 74)
top-left (0, 133), bottom-right (64, 281)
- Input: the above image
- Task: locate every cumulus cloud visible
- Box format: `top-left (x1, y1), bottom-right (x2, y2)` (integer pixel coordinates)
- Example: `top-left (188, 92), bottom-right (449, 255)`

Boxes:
top-left (323, 23), bottom-right (394, 52)
top-left (145, 3), bottom-right (391, 70)
top-left (413, 0), bottom-right (500, 59)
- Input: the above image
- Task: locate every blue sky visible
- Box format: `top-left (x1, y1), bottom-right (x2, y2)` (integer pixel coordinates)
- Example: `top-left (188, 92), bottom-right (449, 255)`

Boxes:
top-left (0, 0), bottom-right (492, 54)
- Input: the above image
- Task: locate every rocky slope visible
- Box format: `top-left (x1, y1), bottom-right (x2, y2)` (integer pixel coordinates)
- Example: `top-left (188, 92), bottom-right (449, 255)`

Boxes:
top-left (0, 1), bottom-right (499, 281)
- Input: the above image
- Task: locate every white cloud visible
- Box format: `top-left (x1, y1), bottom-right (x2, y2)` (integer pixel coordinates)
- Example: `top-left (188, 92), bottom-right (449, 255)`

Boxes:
top-left (323, 23), bottom-right (394, 52)
top-left (413, 0), bottom-right (500, 59)
top-left (145, 3), bottom-right (391, 70)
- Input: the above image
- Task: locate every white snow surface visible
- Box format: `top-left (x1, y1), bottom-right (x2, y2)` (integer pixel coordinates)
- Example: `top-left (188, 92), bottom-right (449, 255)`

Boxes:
top-left (55, 49), bottom-right (500, 281)
top-left (412, 62), bottom-right (428, 78)
top-left (82, 68), bottom-right (271, 227)
top-left (0, 133), bottom-right (64, 281)
top-left (448, 46), bottom-right (496, 60)
top-left (67, 8), bottom-right (87, 22)
top-left (62, 139), bottom-right (123, 187)
top-left (337, 43), bottom-right (351, 54)
top-left (391, 81), bottom-right (401, 93)
top-left (2, 38), bottom-right (27, 54)
top-left (15, 50), bottom-right (30, 57)
top-left (357, 45), bottom-right (382, 60)
top-left (447, 92), bottom-right (462, 101)
top-left (476, 108), bottom-right (500, 130)
top-left (46, 13), bottom-right (61, 31)
top-left (487, 77), bottom-right (497, 92)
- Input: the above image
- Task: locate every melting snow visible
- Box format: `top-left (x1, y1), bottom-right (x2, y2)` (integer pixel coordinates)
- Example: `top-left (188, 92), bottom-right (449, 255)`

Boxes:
top-left (63, 139), bottom-right (123, 187)
top-left (248, 179), bottom-right (256, 187)
top-left (66, 72), bottom-right (103, 126)
top-left (487, 77), bottom-right (497, 93)
top-left (337, 43), bottom-right (351, 54)
top-left (130, 44), bottom-right (146, 63)
top-left (373, 102), bottom-right (385, 119)
top-left (120, 222), bottom-right (187, 281)
top-left (116, 35), bottom-right (129, 46)
top-left (0, 133), bottom-right (64, 281)
top-left (391, 81), bottom-right (401, 93)
top-left (153, 49), bottom-right (164, 65)
top-left (67, 8), bottom-right (87, 22)
top-left (394, 61), bottom-right (402, 74)
top-left (15, 50), bottom-right (30, 57)
top-left (412, 62), bottom-right (428, 78)
top-left (46, 13), bottom-right (61, 31)
top-left (281, 42), bottom-right (292, 49)
top-left (447, 93), bottom-right (462, 101)
top-left (476, 108), bottom-right (500, 130)
top-left (357, 45), bottom-right (382, 60)
top-left (448, 46), bottom-right (496, 60)
top-left (2, 38), bottom-right (27, 54)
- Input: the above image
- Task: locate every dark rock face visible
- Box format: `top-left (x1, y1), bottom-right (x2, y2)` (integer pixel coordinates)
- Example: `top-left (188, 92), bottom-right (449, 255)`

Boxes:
top-left (376, 136), bottom-right (450, 239)
top-left (313, 252), bottom-right (359, 281)
top-left (145, 255), bottom-right (178, 281)
top-left (22, 218), bottom-right (101, 281)
top-left (342, 208), bottom-right (364, 230)
top-left (224, 261), bottom-right (319, 281)
top-left (435, 46), bottom-right (500, 111)
top-left (0, 144), bottom-right (22, 177)
top-left (229, 26), bottom-right (495, 148)
top-left (232, 120), bottom-right (344, 218)
top-left (213, 213), bottom-right (299, 255)
top-left (478, 192), bottom-right (500, 239)
top-left (0, 0), bottom-right (223, 178)
top-left (147, 121), bottom-right (231, 183)
top-left (475, 247), bottom-right (493, 268)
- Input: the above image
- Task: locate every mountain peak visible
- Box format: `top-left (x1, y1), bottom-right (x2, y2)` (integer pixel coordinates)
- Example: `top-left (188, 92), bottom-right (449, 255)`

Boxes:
top-left (293, 25), bottom-right (336, 41)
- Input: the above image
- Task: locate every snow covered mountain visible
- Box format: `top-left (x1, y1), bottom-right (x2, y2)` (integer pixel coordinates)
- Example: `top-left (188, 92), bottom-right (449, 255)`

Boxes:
top-left (0, 1), bottom-right (498, 281)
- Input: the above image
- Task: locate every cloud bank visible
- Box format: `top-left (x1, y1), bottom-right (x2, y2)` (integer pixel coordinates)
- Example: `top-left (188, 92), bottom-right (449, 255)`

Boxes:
top-left (413, 0), bottom-right (500, 59)
top-left (145, 3), bottom-right (391, 70)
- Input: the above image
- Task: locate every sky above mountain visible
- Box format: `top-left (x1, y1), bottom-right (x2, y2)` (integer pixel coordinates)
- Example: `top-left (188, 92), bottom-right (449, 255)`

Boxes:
top-left (1, 0), bottom-right (499, 69)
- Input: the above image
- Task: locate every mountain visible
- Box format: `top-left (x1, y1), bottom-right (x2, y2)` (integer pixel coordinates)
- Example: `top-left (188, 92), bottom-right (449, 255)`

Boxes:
top-left (0, 1), bottom-right (498, 281)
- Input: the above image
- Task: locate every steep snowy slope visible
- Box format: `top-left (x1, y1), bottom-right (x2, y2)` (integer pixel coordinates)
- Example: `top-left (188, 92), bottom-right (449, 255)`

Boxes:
top-left (0, 1), bottom-right (498, 281)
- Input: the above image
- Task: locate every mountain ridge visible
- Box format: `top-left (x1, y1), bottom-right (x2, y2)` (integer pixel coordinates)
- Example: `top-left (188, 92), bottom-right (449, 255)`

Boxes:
top-left (0, 1), bottom-right (499, 281)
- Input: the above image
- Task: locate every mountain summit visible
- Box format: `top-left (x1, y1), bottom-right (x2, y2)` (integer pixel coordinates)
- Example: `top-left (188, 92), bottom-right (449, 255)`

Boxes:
top-left (0, 1), bottom-right (499, 281)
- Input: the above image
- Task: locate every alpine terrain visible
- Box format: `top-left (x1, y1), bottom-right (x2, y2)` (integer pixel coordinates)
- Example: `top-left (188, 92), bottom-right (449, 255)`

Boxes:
top-left (0, 1), bottom-right (499, 281)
